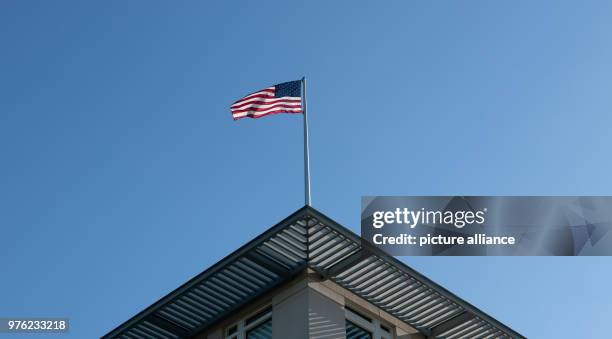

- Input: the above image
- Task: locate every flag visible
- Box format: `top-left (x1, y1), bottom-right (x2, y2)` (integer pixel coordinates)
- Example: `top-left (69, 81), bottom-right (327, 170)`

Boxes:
top-left (231, 80), bottom-right (302, 120)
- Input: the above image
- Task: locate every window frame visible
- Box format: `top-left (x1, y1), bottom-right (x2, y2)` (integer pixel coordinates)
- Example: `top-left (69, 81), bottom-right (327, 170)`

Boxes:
top-left (345, 306), bottom-right (393, 339)
top-left (225, 306), bottom-right (272, 339)
top-left (346, 319), bottom-right (373, 339)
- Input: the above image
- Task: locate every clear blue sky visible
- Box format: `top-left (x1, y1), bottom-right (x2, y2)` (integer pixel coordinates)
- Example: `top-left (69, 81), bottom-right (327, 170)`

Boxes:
top-left (1, 1), bottom-right (611, 338)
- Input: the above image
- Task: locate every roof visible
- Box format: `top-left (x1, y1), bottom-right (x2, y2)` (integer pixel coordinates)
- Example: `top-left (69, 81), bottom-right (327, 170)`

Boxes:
top-left (103, 206), bottom-right (525, 339)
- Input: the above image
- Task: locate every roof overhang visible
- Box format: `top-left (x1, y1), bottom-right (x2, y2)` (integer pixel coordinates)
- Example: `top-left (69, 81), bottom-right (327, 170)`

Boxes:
top-left (103, 206), bottom-right (525, 339)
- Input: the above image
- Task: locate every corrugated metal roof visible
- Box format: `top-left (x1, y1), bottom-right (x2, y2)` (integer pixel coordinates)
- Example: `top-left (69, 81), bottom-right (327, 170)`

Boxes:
top-left (103, 206), bottom-right (525, 339)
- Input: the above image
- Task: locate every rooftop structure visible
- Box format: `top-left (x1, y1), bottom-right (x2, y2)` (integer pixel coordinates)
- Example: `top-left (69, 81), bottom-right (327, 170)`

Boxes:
top-left (103, 206), bottom-right (524, 339)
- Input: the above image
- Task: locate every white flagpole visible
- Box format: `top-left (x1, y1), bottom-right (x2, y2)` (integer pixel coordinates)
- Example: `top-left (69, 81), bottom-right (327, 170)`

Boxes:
top-left (302, 77), bottom-right (311, 206)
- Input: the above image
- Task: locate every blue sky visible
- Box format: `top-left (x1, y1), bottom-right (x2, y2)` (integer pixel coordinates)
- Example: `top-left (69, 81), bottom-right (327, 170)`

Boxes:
top-left (1, 1), bottom-right (611, 338)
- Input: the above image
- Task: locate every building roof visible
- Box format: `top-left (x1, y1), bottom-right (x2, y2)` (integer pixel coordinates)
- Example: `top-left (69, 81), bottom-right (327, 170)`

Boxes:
top-left (103, 206), bottom-right (525, 339)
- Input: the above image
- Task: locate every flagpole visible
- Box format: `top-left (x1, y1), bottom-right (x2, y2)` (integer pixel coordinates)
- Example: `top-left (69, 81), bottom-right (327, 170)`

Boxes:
top-left (302, 77), bottom-right (311, 206)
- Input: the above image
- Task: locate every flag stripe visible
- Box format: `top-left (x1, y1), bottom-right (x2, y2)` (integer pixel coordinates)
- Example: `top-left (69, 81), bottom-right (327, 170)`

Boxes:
top-left (231, 97), bottom-right (301, 110)
top-left (232, 103), bottom-right (302, 115)
top-left (233, 101), bottom-right (301, 111)
top-left (233, 107), bottom-right (303, 116)
top-left (233, 108), bottom-right (303, 120)
top-left (233, 106), bottom-right (303, 117)
top-left (232, 93), bottom-right (274, 107)
top-left (241, 87), bottom-right (274, 97)
top-left (231, 89), bottom-right (274, 104)
top-left (230, 94), bottom-right (276, 107)
top-left (231, 96), bottom-right (300, 109)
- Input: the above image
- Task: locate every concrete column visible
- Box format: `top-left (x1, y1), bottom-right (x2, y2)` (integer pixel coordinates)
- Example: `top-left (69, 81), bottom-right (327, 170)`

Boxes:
top-left (272, 277), bottom-right (346, 339)
top-left (307, 288), bottom-right (346, 339)
top-left (272, 284), bottom-right (309, 339)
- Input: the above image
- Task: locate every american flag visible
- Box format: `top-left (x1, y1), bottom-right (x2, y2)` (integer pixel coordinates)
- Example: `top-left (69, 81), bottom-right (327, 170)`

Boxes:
top-left (231, 80), bottom-right (302, 120)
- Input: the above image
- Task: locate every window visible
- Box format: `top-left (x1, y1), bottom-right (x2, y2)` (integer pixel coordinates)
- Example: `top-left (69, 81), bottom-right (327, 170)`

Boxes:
top-left (346, 320), bottom-right (372, 339)
top-left (226, 306), bottom-right (272, 339)
top-left (345, 307), bottom-right (393, 339)
top-left (246, 318), bottom-right (272, 339)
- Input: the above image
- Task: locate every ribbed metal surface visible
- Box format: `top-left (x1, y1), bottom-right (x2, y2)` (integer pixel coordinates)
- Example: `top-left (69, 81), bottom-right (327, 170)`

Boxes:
top-left (119, 320), bottom-right (179, 339)
top-left (438, 317), bottom-right (503, 339)
top-left (331, 254), bottom-right (464, 330)
top-left (308, 218), bottom-right (361, 269)
top-left (306, 214), bottom-right (519, 339)
top-left (153, 237), bottom-right (306, 333)
top-left (103, 207), bottom-right (524, 339)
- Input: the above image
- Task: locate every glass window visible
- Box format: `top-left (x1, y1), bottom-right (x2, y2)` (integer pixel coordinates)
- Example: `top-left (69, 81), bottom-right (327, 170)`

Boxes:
top-left (226, 306), bottom-right (272, 339)
top-left (246, 318), bottom-right (272, 339)
top-left (227, 325), bottom-right (237, 336)
top-left (345, 306), bottom-right (393, 339)
top-left (346, 320), bottom-right (372, 339)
